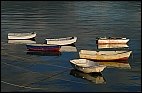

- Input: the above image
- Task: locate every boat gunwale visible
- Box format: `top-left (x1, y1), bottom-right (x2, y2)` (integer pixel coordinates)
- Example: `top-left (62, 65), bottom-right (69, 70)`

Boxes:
top-left (8, 32), bottom-right (36, 36)
top-left (45, 36), bottom-right (77, 41)
top-left (96, 37), bottom-right (128, 40)
top-left (70, 59), bottom-right (105, 68)
top-left (79, 50), bottom-right (132, 56)
top-left (26, 44), bottom-right (61, 47)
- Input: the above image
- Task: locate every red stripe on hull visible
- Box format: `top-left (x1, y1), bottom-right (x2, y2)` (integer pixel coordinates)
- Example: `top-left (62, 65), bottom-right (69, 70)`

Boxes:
top-left (85, 57), bottom-right (129, 62)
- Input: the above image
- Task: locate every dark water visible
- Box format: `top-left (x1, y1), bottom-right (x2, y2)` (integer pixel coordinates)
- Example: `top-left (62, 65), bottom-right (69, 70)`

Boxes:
top-left (1, 1), bottom-right (141, 92)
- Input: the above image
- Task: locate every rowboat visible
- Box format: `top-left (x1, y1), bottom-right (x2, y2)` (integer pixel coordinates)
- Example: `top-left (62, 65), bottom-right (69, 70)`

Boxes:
top-left (70, 59), bottom-right (106, 73)
top-left (97, 43), bottom-right (129, 49)
top-left (96, 37), bottom-right (129, 44)
top-left (97, 61), bottom-right (131, 69)
top-left (8, 32), bottom-right (36, 40)
top-left (60, 46), bottom-right (77, 52)
top-left (8, 40), bottom-right (36, 44)
top-left (45, 36), bottom-right (77, 45)
top-left (79, 50), bottom-right (132, 61)
top-left (70, 69), bottom-right (106, 84)
top-left (26, 44), bottom-right (61, 51)
top-left (26, 51), bottom-right (61, 56)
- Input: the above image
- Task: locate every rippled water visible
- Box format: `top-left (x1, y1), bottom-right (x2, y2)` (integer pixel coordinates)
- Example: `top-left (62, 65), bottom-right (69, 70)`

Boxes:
top-left (1, 1), bottom-right (141, 92)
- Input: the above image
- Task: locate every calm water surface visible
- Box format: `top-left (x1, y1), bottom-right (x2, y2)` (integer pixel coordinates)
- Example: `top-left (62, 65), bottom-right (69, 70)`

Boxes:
top-left (1, 1), bottom-right (141, 92)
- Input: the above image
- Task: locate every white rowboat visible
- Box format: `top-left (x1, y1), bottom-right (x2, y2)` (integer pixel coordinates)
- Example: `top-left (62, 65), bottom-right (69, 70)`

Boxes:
top-left (45, 36), bottom-right (77, 45)
top-left (79, 50), bottom-right (132, 61)
top-left (8, 32), bottom-right (36, 40)
top-left (70, 59), bottom-right (106, 73)
top-left (96, 37), bottom-right (129, 44)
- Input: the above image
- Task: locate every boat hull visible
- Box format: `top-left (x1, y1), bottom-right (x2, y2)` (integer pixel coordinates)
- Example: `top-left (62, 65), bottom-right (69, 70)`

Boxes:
top-left (46, 37), bottom-right (77, 45)
top-left (70, 59), bottom-right (106, 73)
top-left (79, 50), bottom-right (132, 61)
top-left (26, 44), bottom-right (61, 52)
top-left (70, 63), bottom-right (106, 73)
top-left (97, 39), bottom-right (129, 44)
top-left (8, 32), bottom-right (36, 40)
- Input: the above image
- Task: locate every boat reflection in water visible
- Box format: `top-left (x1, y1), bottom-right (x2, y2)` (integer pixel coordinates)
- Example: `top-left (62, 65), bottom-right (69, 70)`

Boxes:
top-left (26, 51), bottom-right (61, 56)
top-left (60, 45), bottom-right (77, 52)
top-left (70, 69), bottom-right (106, 84)
top-left (97, 43), bottom-right (129, 49)
top-left (8, 39), bottom-right (36, 44)
top-left (97, 61), bottom-right (131, 69)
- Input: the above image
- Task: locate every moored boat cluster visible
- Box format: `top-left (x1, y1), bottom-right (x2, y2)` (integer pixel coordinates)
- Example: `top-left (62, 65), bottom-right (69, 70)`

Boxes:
top-left (70, 36), bottom-right (132, 73)
top-left (8, 32), bottom-right (132, 74)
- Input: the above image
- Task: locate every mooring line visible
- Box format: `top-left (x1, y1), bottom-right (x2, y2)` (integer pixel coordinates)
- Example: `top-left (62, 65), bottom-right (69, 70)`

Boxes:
top-left (2, 52), bottom-right (73, 70)
top-left (1, 62), bottom-right (42, 74)
top-left (1, 61), bottom-right (72, 80)
top-left (1, 80), bottom-right (45, 90)
top-left (2, 51), bottom-right (91, 88)
top-left (1, 62), bottom-right (77, 86)
top-left (2, 61), bottom-right (89, 88)
top-left (28, 69), bottom-right (69, 85)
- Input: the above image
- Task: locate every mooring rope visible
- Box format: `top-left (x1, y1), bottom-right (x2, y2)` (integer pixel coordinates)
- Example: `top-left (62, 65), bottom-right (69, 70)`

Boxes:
top-left (1, 61), bottom-right (90, 90)
top-left (2, 50), bottom-right (74, 70)
top-left (1, 61), bottom-right (43, 74)
top-left (2, 61), bottom-right (72, 88)
top-left (1, 50), bottom-right (93, 90)
top-left (1, 60), bottom-right (73, 82)
top-left (1, 80), bottom-right (45, 90)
